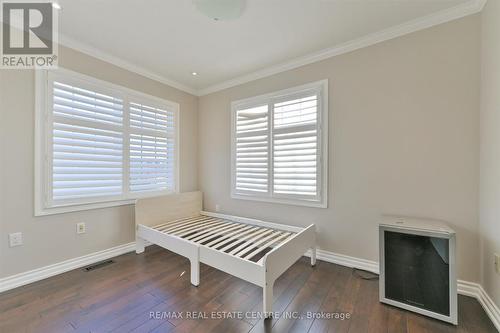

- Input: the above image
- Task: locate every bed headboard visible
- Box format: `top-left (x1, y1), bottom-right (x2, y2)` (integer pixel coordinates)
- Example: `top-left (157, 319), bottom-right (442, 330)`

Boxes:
top-left (135, 191), bottom-right (202, 228)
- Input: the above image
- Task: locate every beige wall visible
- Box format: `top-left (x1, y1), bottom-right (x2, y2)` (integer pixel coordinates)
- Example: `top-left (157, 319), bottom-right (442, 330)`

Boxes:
top-left (0, 46), bottom-right (198, 278)
top-left (0, 14), bottom-right (485, 287)
top-left (480, 0), bottom-right (500, 306)
top-left (198, 15), bottom-right (481, 282)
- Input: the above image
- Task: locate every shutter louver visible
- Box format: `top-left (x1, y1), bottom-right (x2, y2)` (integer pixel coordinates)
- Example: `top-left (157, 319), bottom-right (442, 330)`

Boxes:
top-left (231, 82), bottom-right (326, 207)
top-left (51, 81), bottom-right (124, 202)
top-left (235, 105), bottom-right (269, 194)
top-left (129, 102), bottom-right (176, 193)
top-left (273, 95), bottom-right (318, 197)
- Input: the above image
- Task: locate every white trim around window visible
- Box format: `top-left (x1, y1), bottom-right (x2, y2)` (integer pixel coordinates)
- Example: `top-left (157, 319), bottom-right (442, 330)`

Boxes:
top-left (230, 80), bottom-right (328, 208)
top-left (34, 68), bottom-right (180, 216)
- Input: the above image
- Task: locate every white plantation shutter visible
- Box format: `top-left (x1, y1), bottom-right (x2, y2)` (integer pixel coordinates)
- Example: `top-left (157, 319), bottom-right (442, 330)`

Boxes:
top-left (231, 81), bottom-right (327, 207)
top-left (51, 81), bottom-right (124, 204)
top-left (273, 94), bottom-right (319, 198)
top-left (38, 69), bottom-right (179, 212)
top-left (234, 105), bottom-right (269, 194)
top-left (129, 102), bottom-right (176, 193)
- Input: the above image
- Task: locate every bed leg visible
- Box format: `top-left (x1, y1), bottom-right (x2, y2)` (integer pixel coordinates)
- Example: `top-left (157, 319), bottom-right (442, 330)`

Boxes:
top-left (311, 246), bottom-right (317, 267)
top-left (136, 236), bottom-right (145, 254)
top-left (263, 281), bottom-right (274, 319)
top-left (190, 258), bottom-right (200, 287)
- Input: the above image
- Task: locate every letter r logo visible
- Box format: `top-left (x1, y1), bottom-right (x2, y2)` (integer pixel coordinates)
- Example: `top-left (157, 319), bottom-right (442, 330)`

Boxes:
top-left (2, 2), bottom-right (53, 54)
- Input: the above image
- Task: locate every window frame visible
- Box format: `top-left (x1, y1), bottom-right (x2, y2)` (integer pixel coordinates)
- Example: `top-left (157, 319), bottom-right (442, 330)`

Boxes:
top-left (34, 68), bottom-right (180, 216)
top-left (230, 80), bottom-right (328, 208)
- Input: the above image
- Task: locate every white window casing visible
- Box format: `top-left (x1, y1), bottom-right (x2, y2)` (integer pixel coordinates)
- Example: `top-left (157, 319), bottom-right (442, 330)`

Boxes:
top-left (231, 80), bottom-right (328, 208)
top-left (35, 68), bottom-right (180, 216)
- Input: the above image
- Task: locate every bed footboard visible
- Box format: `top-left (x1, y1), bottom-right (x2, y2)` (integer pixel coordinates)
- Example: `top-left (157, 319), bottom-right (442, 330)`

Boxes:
top-left (261, 224), bottom-right (316, 316)
top-left (135, 191), bottom-right (203, 286)
top-left (137, 224), bottom-right (200, 286)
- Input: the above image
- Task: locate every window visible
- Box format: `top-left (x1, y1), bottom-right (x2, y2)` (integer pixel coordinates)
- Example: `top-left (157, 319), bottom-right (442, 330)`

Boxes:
top-left (35, 68), bottom-right (179, 215)
top-left (231, 80), bottom-right (328, 208)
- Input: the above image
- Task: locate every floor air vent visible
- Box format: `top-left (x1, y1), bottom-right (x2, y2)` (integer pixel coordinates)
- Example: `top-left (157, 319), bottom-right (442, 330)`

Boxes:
top-left (83, 259), bottom-right (115, 272)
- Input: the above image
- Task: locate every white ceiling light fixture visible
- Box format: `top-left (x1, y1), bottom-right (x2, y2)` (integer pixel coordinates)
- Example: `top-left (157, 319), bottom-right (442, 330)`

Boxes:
top-left (52, 2), bottom-right (62, 10)
top-left (193, 0), bottom-right (246, 21)
top-left (191, 72), bottom-right (198, 76)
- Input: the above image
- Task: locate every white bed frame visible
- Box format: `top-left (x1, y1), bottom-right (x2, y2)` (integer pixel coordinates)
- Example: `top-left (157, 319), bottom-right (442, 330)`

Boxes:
top-left (135, 191), bottom-right (316, 317)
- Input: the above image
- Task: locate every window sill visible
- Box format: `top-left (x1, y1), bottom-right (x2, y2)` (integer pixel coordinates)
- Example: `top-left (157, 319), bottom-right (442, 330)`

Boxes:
top-left (231, 193), bottom-right (328, 209)
top-left (35, 199), bottom-right (136, 217)
top-left (34, 190), bottom-right (177, 216)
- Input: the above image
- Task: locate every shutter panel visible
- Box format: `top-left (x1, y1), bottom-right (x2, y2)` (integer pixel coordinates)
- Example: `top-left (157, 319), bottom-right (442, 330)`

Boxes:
top-left (51, 81), bottom-right (124, 202)
top-left (129, 102), bottom-right (176, 193)
top-left (272, 94), bottom-right (319, 197)
top-left (235, 105), bottom-right (269, 194)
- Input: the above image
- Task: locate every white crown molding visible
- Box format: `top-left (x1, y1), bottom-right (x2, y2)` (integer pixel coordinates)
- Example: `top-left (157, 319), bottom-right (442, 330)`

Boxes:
top-left (0, 242), bottom-right (135, 293)
top-left (197, 0), bottom-right (487, 96)
top-left (56, 0), bottom-right (486, 97)
top-left (58, 34), bottom-right (198, 96)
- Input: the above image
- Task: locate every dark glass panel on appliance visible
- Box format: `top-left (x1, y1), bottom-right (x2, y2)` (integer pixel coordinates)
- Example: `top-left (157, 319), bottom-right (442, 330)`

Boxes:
top-left (384, 231), bottom-right (450, 316)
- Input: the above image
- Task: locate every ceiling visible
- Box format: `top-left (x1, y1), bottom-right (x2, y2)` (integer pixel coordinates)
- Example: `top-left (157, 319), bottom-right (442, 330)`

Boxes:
top-left (58, 0), bottom-right (477, 94)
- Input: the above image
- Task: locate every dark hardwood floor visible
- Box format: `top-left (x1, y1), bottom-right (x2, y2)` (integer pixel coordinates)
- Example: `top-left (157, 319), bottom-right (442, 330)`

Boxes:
top-left (0, 245), bottom-right (496, 333)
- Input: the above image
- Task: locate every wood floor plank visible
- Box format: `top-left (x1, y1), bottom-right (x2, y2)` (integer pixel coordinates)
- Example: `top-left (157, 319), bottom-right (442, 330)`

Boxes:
top-left (308, 264), bottom-right (350, 333)
top-left (0, 247), bottom-right (170, 324)
top-left (458, 295), bottom-right (498, 333)
top-left (194, 278), bottom-right (262, 331)
top-left (247, 260), bottom-right (315, 333)
top-left (0, 245), bottom-right (497, 333)
top-left (347, 276), bottom-right (380, 333)
top-left (271, 261), bottom-right (336, 333)
top-left (387, 305), bottom-right (408, 333)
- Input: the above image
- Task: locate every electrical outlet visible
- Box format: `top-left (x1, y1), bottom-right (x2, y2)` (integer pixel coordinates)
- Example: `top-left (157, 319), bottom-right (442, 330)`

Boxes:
top-left (9, 232), bottom-right (23, 247)
top-left (76, 222), bottom-right (86, 234)
top-left (215, 204), bottom-right (220, 212)
top-left (495, 253), bottom-right (499, 274)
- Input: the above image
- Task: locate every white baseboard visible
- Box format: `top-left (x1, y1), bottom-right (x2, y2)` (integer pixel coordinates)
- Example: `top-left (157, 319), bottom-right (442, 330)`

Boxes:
top-left (1, 242), bottom-right (498, 332)
top-left (0, 242), bottom-right (136, 293)
top-left (456, 279), bottom-right (478, 298)
top-left (457, 280), bottom-right (500, 332)
top-left (306, 248), bottom-right (499, 332)
top-left (306, 248), bottom-right (379, 273)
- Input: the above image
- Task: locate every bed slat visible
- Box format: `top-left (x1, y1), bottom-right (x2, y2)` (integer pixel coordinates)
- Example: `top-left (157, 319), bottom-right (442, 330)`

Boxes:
top-left (160, 216), bottom-right (214, 233)
top-left (155, 215), bottom-right (208, 232)
top-left (153, 215), bottom-right (205, 231)
top-left (174, 220), bottom-right (226, 237)
top-left (190, 223), bottom-right (245, 243)
top-left (228, 229), bottom-right (275, 255)
top-left (205, 225), bottom-right (258, 248)
top-left (218, 228), bottom-right (270, 253)
top-left (234, 231), bottom-right (284, 258)
top-left (147, 214), bottom-right (299, 263)
top-left (181, 220), bottom-right (233, 240)
top-left (243, 233), bottom-right (292, 260)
